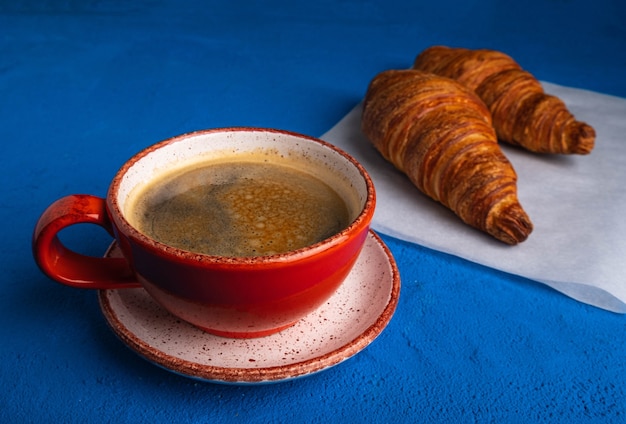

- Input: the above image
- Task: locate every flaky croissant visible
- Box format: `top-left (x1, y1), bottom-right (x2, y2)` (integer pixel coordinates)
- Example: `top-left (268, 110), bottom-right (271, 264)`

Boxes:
top-left (361, 69), bottom-right (533, 244)
top-left (413, 46), bottom-right (595, 154)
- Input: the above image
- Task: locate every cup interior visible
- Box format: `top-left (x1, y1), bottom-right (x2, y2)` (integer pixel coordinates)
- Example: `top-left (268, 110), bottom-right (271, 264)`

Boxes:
top-left (112, 128), bottom-right (373, 256)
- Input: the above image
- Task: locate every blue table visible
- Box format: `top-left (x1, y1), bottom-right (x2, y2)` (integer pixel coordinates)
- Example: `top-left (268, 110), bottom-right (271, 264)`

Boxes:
top-left (3, 1), bottom-right (625, 422)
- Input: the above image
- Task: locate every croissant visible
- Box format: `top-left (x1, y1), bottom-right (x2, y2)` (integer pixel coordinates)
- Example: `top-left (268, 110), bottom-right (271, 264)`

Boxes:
top-left (361, 69), bottom-right (533, 244)
top-left (413, 46), bottom-right (595, 154)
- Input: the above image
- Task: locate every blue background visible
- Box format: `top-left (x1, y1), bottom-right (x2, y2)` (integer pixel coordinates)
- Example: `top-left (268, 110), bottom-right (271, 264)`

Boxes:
top-left (2, 1), bottom-right (625, 422)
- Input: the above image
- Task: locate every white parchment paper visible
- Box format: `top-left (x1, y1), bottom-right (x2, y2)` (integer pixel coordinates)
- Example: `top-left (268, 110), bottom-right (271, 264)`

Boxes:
top-left (321, 82), bottom-right (626, 313)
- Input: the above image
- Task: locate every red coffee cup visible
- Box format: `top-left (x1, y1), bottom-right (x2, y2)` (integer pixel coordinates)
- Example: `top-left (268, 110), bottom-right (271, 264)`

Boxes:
top-left (33, 128), bottom-right (376, 338)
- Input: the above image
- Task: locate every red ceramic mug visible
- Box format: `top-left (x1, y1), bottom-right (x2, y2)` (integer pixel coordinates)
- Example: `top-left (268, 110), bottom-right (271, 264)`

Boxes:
top-left (33, 128), bottom-right (376, 338)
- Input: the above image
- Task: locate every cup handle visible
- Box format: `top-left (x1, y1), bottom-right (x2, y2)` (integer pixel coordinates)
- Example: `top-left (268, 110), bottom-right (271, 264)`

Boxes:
top-left (32, 194), bottom-right (140, 289)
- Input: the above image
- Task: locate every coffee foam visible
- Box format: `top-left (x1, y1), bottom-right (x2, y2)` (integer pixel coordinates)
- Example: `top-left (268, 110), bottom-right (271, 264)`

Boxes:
top-left (128, 160), bottom-right (351, 256)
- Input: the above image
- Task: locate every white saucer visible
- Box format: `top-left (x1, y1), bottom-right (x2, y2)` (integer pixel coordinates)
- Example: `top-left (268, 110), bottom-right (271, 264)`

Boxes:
top-left (98, 230), bottom-right (400, 384)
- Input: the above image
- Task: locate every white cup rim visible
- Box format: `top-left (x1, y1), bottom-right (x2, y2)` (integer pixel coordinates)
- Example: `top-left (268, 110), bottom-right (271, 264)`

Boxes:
top-left (107, 127), bottom-right (376, 264)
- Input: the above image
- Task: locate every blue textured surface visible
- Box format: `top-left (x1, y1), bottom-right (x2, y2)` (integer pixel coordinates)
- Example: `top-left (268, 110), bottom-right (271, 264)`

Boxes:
top-left (2, 1), bottom-right (626, 422)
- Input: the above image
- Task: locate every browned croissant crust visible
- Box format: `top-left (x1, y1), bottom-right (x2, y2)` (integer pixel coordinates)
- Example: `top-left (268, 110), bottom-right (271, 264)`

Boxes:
top-left (362, 69), bottom-right (533, 244)
top-left (413, 46), bottom-right (595, 154)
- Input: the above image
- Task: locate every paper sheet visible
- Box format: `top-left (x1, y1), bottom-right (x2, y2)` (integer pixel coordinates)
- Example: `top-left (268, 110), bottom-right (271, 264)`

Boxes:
top-left (321, 82), bottom-right (626, 313)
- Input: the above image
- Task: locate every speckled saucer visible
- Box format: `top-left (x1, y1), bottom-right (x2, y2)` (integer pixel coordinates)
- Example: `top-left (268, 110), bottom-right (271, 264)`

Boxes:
top-left (98, 230), bottom-right (399, 384)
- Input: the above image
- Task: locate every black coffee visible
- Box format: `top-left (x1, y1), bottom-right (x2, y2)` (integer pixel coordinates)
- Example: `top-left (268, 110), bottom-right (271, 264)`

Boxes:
top-left (127, 160), bottom-right (351, 257)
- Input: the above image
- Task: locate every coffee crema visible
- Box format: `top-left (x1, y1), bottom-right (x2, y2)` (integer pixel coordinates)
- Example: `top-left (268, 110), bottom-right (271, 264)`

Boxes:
top-left (127, 159), bottom-right (351, 257)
